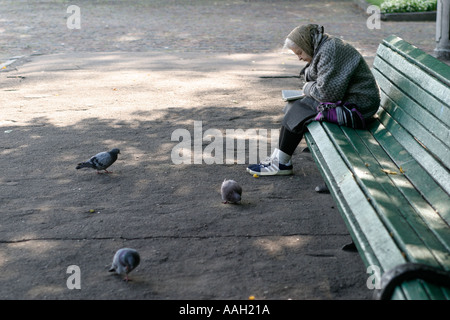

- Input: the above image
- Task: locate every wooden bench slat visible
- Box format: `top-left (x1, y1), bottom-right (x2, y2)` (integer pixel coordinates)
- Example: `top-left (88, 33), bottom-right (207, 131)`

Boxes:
top-left (402, 281), bottom-right (444, 300)
top-left (372, 63), bottom-right (450, 150)
top-left (373, 54), bottom-right (450, 126)
top-left (352, 126), bottom-right (450, 264)
top-left (356, 126), bottom-right (450, 249)
top-left (375, 44), bottom-right (450, 109)
top-left (436, 285), bottom-right (450, 300)
top-left (306, 125), bottom-right (425, 300)
top-left (374, 77), bottom-right (450, 165)
top-left (374, 109), bottom-right (450, 196)
top-left (316, 124), bottom-right (450, 300)
top-left (381, 35), bottom-right (450, 95)
top-left (305, 122), bottom-right (406, 272)
top-left (369, 118), bottom-right (450, 225)
top-left (305, 132), bottom-right (382, 268)
top-left (419, 282), bottom-right (450, 300)
top-left (306, 126), bottom-right (448, 300)
top-left (323, 124), bottom-right (450, 270)
top-left (351, 124), bottom-right (450, 248)
top-left (444, 287), bottom-right (450, 299)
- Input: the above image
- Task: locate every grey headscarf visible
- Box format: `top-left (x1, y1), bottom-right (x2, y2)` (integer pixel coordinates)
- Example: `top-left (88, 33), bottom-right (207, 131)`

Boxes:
top-left (287, 24), bottom-right (327, 57)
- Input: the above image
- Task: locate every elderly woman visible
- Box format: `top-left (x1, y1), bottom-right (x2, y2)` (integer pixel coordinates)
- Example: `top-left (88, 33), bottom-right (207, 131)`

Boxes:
top-left (247, 24), bottom-right (380, 176)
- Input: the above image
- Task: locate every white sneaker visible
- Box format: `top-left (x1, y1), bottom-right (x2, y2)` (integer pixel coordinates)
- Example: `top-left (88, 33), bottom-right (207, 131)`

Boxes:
top-left (246, 149), bottom-right (293, 176)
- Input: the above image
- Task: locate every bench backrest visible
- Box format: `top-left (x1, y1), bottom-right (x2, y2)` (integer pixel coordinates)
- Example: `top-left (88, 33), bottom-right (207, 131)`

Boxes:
top-left (371, 35), bottom-right (450, 199)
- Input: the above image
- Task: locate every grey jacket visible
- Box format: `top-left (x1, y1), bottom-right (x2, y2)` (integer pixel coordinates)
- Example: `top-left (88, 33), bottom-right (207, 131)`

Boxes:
top-left (301, 36), bottom-right (380, 119)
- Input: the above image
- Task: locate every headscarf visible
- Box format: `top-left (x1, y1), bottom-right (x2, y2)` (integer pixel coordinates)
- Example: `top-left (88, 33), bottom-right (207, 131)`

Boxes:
top-left (287, 24), bottom-right (326, 57)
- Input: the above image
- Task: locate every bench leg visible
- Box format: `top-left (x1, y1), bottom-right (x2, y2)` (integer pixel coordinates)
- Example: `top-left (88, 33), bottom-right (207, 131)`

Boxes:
top-left (315, 184), bottom-right (330, 193)
top-left (342, 241), bottom-right (357, 252)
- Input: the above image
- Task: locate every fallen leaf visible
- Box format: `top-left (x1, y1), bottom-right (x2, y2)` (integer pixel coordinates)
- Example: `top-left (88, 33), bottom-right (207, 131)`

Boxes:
top-left (381, 168), bottom-right (397, 175)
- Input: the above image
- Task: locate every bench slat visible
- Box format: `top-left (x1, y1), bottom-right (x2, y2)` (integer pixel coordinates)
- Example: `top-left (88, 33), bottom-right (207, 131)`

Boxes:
top-left (373, 73), bottom-right (450, 166)
top-left (372, 64), bottom-right (450, 153)
top-left (375, 44), bottom-right (450, 109)
top-left (306, 124), bottom-right (432, 299)
top-left (306, 122), bottom-right (406, 272)
top-left (316, 123), bottom-right (450, 299)
top-left (305, 132), bottom-right (383, 268)
top-left (402, 281), bottom-right (447, 300)
top-left (358, 125), bottom-right (450, 249)
top-left (374, 108), bottom-right (450, 196)
top-left (373, 54), bottom-right (450, 126)
top-left (380, 35), bottom-right (450, 98)
top-left (323, 124), bottom-right (450, 270)
top-left (369, 118), bottom-right (450, 225)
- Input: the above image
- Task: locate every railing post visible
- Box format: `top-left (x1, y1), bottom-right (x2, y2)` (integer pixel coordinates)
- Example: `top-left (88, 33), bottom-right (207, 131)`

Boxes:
top-left (435, 0), bottom-right (450, 60)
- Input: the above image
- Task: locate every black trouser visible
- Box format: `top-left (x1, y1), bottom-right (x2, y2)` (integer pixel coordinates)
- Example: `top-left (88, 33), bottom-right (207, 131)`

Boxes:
top-left (280, 96), bottom-right (318, 156)
top-left (278, 125), bottom-right (303, 156)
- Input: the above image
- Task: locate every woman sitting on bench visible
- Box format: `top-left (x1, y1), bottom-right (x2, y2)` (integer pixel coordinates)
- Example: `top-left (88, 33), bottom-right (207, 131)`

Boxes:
top-left (247, 24), bottom-right (380, 176)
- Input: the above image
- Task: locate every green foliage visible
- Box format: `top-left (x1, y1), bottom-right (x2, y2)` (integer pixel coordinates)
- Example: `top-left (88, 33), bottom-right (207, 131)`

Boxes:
top-left (380, 0), bottom-right (437, 13)
top-left (365, 0), bottom-right (385, 6)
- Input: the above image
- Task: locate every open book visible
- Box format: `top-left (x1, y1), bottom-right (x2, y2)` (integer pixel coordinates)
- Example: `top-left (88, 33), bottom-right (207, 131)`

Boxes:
top-left (282, 90), bottom-right (304, 101)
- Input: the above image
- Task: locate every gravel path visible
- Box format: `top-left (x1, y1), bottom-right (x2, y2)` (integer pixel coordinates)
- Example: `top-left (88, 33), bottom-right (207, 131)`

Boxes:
top-left (1, 0), bottom-right (437, 60)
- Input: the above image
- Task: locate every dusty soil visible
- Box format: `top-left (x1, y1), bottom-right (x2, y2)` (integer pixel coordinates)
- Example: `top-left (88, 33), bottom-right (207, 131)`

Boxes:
top-left (0, 0), bottom-right (437, 301)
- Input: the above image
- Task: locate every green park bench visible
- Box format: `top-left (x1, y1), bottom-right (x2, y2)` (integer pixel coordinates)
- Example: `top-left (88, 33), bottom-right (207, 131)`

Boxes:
top-left (302, 35), bottom-right (450, 299)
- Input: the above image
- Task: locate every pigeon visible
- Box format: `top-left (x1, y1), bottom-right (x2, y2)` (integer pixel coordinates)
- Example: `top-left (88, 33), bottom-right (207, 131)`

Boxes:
top-left (221, 179), bottom-right (242, 204)
top-left (109, 248), bottom-right (140, 282)
top-left (76, 148), bottom-right (120, 173)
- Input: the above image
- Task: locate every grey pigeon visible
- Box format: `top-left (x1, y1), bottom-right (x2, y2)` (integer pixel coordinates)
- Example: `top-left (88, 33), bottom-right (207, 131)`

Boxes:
top-left (221, 179), bottom-right (242, 204)
top-left (108, 248), bottom-right (140, 282)
top-left (76, 148), bottom-right (120, 173)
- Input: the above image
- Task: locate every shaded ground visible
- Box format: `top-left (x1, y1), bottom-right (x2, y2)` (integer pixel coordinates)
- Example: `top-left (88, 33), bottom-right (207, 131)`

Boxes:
top-left (0, 0), bottom-right (438, 300)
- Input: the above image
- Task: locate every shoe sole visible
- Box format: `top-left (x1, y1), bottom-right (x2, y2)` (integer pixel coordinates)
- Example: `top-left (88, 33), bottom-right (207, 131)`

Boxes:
top-left (246, 167), bottom-right (293, 176)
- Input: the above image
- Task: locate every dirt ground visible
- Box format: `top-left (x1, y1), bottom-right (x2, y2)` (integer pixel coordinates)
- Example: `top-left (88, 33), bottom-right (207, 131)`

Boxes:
top-left (0, 0), bottom-right (438, 300)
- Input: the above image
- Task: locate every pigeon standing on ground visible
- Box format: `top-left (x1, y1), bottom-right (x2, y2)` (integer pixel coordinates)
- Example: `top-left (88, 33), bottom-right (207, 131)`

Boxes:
top-left (221, 179), bottom-right (242, 204)
top-left (76, 148), bottom-right (120, 173)
top-left (109, 248), bottom-right (141, 282)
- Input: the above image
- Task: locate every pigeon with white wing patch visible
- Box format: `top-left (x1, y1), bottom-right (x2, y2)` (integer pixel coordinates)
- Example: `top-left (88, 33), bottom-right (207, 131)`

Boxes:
top-left (76, 148), bottom-right (120, 173)
top-left (221, 179), bottom-right (242, 204)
